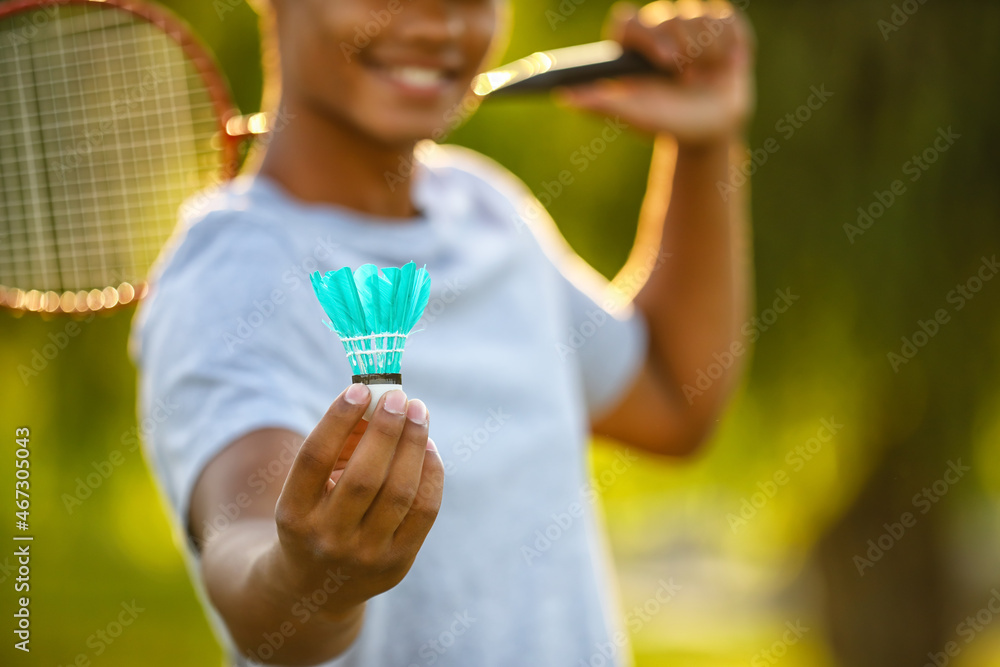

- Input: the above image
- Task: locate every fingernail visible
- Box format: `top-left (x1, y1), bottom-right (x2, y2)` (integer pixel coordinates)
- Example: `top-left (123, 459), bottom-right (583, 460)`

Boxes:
top-left (406, 399), bottom-right (428, 425)
top-left (426, 437), bottom-right (437, 453)
top-left (345, 383), bottom-right (370, 406)
top-left (384, 389), bottom-right (407, 415)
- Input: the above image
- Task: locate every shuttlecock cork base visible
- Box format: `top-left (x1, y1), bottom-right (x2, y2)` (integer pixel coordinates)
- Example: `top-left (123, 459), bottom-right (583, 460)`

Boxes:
top-left (310, 262), bottom-right (431, 421)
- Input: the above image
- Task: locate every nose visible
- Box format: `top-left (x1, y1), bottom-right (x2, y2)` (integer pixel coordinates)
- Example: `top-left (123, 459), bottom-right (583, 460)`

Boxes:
top-left (396, 0), bottom-right (467, 46)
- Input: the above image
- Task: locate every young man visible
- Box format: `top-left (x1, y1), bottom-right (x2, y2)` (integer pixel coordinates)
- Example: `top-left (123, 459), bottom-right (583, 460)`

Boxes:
top-left (130, 0), bottom-right (754, 665)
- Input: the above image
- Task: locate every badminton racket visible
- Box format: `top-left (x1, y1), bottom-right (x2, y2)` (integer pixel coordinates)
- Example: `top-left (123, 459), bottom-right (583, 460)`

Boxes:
top-left (473, 40), bottom-right (669, 98)
top-left (0, 0), bottom-right (268, 314)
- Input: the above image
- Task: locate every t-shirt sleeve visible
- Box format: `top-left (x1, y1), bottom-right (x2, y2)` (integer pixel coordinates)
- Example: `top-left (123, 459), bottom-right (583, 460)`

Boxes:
top-left (129, 210), bottom-right (318, 541)
top-left (554, 263), bottom-right (650, 419)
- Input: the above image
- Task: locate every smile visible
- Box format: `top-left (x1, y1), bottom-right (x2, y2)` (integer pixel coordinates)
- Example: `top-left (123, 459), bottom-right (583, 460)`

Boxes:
top-left (385, 66), bottom-right (451, 89)
top-left (363, 55), bottom-right (462, 97)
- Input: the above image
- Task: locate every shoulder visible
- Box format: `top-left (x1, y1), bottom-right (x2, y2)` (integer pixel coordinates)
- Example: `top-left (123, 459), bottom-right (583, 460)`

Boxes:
top-left (129, 178), bottom-right (299, 362)
top-left (416, 142), bottom-right (543, 225)
top-left (154, 177), bottom-right (297, 287)
top-left (177, 176), bottom-right (293, 253)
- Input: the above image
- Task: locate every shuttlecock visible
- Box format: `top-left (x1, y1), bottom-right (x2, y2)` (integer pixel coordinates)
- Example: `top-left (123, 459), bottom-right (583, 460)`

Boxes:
top-left (310, 262), bottom-right (431, 420)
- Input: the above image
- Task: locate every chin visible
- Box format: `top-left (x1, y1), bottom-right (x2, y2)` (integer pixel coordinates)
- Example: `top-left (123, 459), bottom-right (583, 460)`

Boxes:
top-left (345, 66), bottom-right (477, 146)
top-left (356, 107), bottom-right (464, 147)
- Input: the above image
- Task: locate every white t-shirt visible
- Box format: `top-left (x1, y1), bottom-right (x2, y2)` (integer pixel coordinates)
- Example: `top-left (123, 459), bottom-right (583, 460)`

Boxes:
top-left (129, 142), bottom-right (648, 667)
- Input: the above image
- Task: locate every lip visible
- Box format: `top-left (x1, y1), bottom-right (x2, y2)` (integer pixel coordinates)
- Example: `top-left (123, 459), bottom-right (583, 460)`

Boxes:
top-left (362, 55), bottom-right (464, 101)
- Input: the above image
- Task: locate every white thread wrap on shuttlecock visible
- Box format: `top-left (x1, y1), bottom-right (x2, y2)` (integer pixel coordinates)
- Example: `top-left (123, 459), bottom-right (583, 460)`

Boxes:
top-left (310, 262), bottom-right (431, 420)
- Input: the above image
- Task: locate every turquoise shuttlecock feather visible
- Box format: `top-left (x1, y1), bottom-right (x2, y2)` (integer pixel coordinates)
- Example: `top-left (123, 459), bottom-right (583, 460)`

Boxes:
top-left (310, 261), bottom-right (431, 380)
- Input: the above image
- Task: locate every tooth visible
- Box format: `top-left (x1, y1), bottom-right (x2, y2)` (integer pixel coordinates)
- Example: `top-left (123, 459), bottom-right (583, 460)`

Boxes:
top-left (391, 66), bottom-right (445, 87)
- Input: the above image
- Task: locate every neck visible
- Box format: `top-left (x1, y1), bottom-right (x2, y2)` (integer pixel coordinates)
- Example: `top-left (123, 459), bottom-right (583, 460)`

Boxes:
top-left (256, 98), bottom-right (420, 220)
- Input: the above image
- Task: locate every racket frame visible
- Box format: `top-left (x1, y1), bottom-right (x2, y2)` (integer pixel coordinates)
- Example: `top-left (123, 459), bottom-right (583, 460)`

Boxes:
top-left (0, 0), bottom-right (242, 315)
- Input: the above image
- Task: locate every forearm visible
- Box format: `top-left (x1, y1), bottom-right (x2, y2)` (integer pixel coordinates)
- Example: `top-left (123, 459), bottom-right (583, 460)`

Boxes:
top-left (201, 519), bottom-right (364, 665)
top-left (629, 133), bottom-right (752, 423)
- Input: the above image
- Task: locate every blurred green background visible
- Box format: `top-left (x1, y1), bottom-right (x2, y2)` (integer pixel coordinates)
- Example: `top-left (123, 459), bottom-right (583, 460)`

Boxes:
top-left (2, 0), bottom-right (1000, 665)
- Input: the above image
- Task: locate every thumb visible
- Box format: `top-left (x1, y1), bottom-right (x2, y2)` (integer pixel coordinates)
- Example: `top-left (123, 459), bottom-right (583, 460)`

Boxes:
top-left (554, 81), bottom-right (634, 116)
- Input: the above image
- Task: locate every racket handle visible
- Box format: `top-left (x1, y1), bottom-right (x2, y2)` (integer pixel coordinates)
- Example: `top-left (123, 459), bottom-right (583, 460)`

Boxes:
top-left (476, 40), bottom-right (668, 98)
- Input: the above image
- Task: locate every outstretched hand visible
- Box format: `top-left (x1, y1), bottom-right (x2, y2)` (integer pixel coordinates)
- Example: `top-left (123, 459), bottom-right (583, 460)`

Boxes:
top-left (272, 384), bottom-right (444, 617)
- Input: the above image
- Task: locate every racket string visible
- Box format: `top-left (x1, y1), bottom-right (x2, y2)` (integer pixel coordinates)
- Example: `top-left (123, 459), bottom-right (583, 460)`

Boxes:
top-left (0, 3), bottom-right (226, 306)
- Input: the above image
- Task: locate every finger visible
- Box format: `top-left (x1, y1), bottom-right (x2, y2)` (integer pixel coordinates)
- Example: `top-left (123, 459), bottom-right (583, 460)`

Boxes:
top-left (392, 441), bottom-right (444, 550)
top-left (555, 78), bottom-right (647, 118)
top-left (361, 399), bottom-right (431, 536)
top-left (673, 13), bottom-right (735, 68)
top-left (623, 2), bottom-right (740, 75)
top-left (282, 383), bottom-right (371, 509)
top-left (559, 77), bottom-right (732, 138)
top-left (327, 389), bottom-right (409, 530)
top-left (727, 8), bottom-right (755, 69)
top-left (614, 4), bottom-right (680, 72)
top-left (603, 1), bottom-right (640, 43)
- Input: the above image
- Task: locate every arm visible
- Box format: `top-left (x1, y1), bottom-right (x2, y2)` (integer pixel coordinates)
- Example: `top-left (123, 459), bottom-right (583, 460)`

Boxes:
top-left (560, 1), bottom-right (755, 456)
top-left (189, 386), bottom-right (443, 665)
top-left (595, 135), bottom-right (751, 455)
